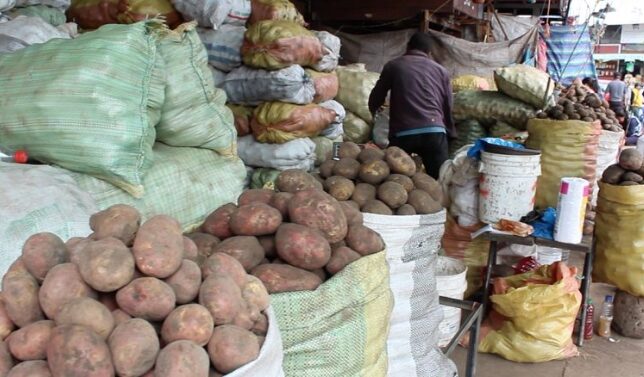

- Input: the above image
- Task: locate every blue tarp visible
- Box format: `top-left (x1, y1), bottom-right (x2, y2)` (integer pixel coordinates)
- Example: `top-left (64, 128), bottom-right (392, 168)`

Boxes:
top-left (542, 24), bottom-right (597, 86)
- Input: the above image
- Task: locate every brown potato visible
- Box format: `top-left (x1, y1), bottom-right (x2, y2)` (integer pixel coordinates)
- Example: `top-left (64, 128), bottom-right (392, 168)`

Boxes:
top-left (345, 225), bottom-right (385, 256)
top-left (412, 173), bottom-right (443, 202)
top-left (325, 246), bottom-right (362, 275)
top-left (55, 298), bottom-right (114, 340)
top-left (207, 325), bottom-right (259, 374)
top-left (232, 301), bottom-right (260, 330)
top-left (276, 169), bottom-right (323, 193)
top-left (325, 176), bottom-right (355, 201)
top-left (111, 309), bottom-right (132, 326)
top-left (251, 264), bottom-right (322, 293)
top-left (311, 172), bottom-right (325, 186)
top-left (257, 235), bottom-right (277, 259)
top-left (377, 181), bottom-right (408, 209)
top-left (89, 204), bottom-right (141, 246)
top-left (319, 160), bottom-right (336, 178)
top-left (98, 293), bottom-right (118, 312)
top-left (201, 252), bottom-right (247, 287)
top-left (407, 189), bottom-right (442, 214)
top-left (161, 304), bottom-right (214, 346)
top-left (385, 146), bottom-right (416, 176)
top-left (47, 325), bottom-right (114, 377)
top-left (182, 236), bottom-right (199, 262)
top-left (39, 263), bottom-right (97, 319)
top-left (187, 232), bottom-right (221, 266)
top-left (78, 237), bottom-right (135, 293)
top-left (623, 172), bottom-right (643, 183)
top-left (21, 232), bottom-right (67, 282)
top-left (201, 203), bottom-right (237, 239)
top-left (238, 189), bottom-right (275, 206)
top-left (358, 148), bottom-right (385, 163)
top-left (155, 340), bottom-right (210, 377)
top-left (1, 272), bottom-right (44, 327)
top-left (601, 164), bottom-right (626, 184)
top-left (65, 237), bottom-right (91, 266)
top-left (0, 294), bottom-right (14, 341)
top-left (288, 189), bottom-right (348, 243)
top-left (396, 204), bottom-right (417, 216)
top-left (133, 215), bottom-right (184, 278)
top-left (242, 275), bottom-right (270, 311)
top-left (116, 278), bottom-right (176, 321)
top-left (269, 192), bottom-right (293, 219)
top-left (338, 142), bottom-right (361, 159)
top-left (229, 203), bottom-right (283, 236)
top-left (109, 319), bottom-right (159, 377)
top-left (386, 174), bottom-right (414, 192)
top-left (0, 341), bottom-right (13, 376)
top-left (251, 313), bottom-right (268, 336)
top-left (361, 200), bottom-right (393, 215)
top-left (198, 275), bottom-right (243, 325)
top-left (359, 160), bottom-right (390, 184)
top-left (332, 158), bottom-right (361, 180)
top-left (618, 148), bottom-right (643, 171)
top-left (351, 183), bottom-right (377, 207)
top-left (339, 201), bottom-right (363, 226)
top-left (164, 260), bottom-right (201, 305)
top-left (212, 236), bottom-right (265, 272)
top-left (275, 223), bottom-right (332, 270)
top-left (6, 320), bottom-right (54, 361)
top-left (6, 360), bottom-right (51, 377)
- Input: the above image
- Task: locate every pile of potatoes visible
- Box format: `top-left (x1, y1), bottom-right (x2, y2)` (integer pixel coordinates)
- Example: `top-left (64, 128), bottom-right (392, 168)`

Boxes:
top-left (191, 173), bottom-right (385, 294)
top-left (537, 82), bottom-right (622, 132)
top-left (313, 142), bottom-right (443, 216)
top-left (0, 205), bottom-right (271, 377)
top-left (601, 149), bottom-right (644, 186)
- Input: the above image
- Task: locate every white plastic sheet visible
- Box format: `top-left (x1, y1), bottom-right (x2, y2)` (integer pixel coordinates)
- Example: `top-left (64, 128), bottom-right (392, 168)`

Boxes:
top-left (172, 0), bottom-right (250, 28)
top-left (237, 135), bottom-right (316, 171)
top-left (221, 65), bottom-right (315, 105)
top-left (311, 30), bottom-right (340, 72)
top-left (0, 16), bottom-right (73, 53)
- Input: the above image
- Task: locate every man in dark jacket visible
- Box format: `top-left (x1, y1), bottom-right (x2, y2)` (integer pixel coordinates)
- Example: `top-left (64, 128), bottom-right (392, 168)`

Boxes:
top-left (368, 31), bottom-right (456, 179)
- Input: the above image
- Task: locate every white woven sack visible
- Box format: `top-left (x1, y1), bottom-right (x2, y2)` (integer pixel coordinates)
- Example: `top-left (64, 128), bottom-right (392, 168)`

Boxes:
top-left (172, 0), bottom-right (249, 28)
top-left (237, 135), bottom-right (316, 171)
top-left (221, 65), bottom-right (315, 105)
top-left (439, 144), bottom-right (480, 227)
top-left (209, 65), bottom-right (227, 87)
top-left (197, 24), bottom-right (245, 72)
top-left (592, 129), bottom-right (623, 206)
top-left (318, 100), bottom-right (345, 139)
top-left (363, 211), bottom-right (458, 377)
top-left (311, 30), bottom-right (340, 72)
top-left (15, 0), bottom-right (69, 10)
top-left (0, 16), bottom-right (71, 52)
top-left (0, 0), bottom-right (15, 12)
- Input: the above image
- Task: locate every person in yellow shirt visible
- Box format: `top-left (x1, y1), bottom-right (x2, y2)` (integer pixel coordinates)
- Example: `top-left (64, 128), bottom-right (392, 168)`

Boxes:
top-left (631, 83), bottom-right (643, 119)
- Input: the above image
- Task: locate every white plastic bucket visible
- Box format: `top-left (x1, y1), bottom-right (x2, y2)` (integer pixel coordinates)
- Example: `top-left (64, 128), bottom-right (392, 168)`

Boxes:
top-left (478, 151), bottom-right (541, 224)
top-left (435, 256), bottom-right (467, 347)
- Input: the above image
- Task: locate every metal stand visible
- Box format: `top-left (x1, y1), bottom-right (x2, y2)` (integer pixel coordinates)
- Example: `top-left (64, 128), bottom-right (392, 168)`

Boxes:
top-left (440, 297), bottom-right (484, 377)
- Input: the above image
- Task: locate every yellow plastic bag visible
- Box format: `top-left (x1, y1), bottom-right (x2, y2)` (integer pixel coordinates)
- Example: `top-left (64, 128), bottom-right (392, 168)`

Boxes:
top-left (594, 182), bottom-right (644, 296)
top-left (526, 119), bottom-right (602, 209)
top-left (250, 102), bottom-right (336, 144)
top-left (451, 75), bottom-right (490, 92)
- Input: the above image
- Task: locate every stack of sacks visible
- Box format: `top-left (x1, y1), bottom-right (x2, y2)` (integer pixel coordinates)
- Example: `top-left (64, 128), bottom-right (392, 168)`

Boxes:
top-left (0, 15), bottom-right (77, 52)
top-left (335, 63), bottom-right (380, 144)
top-left (66, 0), bottom-right (183, 30)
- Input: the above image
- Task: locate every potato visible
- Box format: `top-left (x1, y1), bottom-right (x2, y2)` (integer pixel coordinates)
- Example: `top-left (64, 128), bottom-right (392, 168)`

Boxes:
top-left (0, 341), bottom-right (13, 376)
top-left (201, 252), bottom-right (247, 287)
top-left (386, 174), bottom-right (414, 192)
top-left (21, 232), bottom-right (67, 282)
top-left (619, 180), bottom-right (639, 186)
top-left (78, 237), bottom-right (135, 293)
top-left (210, 368), bottom-right (223, 377)
top-left (232, 301), bottom-right (260, 330)
top-left (242, 275), bottom-right (270, 311)
top-left (358, 147), bottom-right (385, 163)
top-left (109, 319), bottom-right (159, 377)
top-left (0, 295), bottom-right (14, 341)
top-left (116, 278), bottom-right (176, 321)
top-left (55, 298), bottom-right (114, 340)
top-left (338, 142), bottom-right (361, 159)
top-left (182, 236), bottom-right (199, 262)
top-left (345, 225), bottom-right (385, 256)
top-left (161, 304), bottom-right (214, 346)
top-left (7, 360), bottom-right (51, 377)
top-left (229, 203), bottom-right (283, 236)
top-left (47, 325), bottom-right (114, 377)
top-left (212, 236), bottom-right (265, 272)
top-left (288, 189), bottom-right (348, 243)
top-left (39, 263), bottom-right (96, 319)
top-left (199, 275), bottom-right (243, 325)
top-left (377, 181), bottom-right (408, 209)
top-left (164, 260), bottom-right (201, 305)
top-left (6, 258), bottom-right (27, 275)
top-left (276, 169), bottom-right (323, 193)
top-left (385, 146), bottom-right (416, 176)
top-left (332, 158), bottom-right (361, 180)
top-left (207, 325), bottom-right (259, 374)
top-left (251, 264), bottom-right (322, 293)
top-left (359, 160), bottom-right (390, 184)
top-left (1, 272), bottom-right (44, 327)
top-left (325, 176), bottom-right (355, 201)
top-left (275, 223), bottom-right (332, 270)
top-left (111, 309), bottom-right (132, 326)
top-left (257, 235), bottom-right (277, 259)
top-left (311, 172), bottom-right (325, 187)
top-left (319, 160), bottom-right (336, 178)
top-left (187, 233), bottom-right (221, 266)
top-left (351, 183), bottom-right (377, 207)
top-left (325, 246), bottom-right (362, 275)
top-left (238, 189), bottom-right (274, 206)
top-left (251, 314), bottom-right (268, 337)
top-left (155, 340), bottom-right (210, 377)
top-left (98, 294), bottom-right (118, 312)
top-left (65, 237), bottom-right (91, 266)
top-left (6, 320), bottom-right (54, 361)
top-left (361, 200), bottom-right (393, 215)
top-left (623, 172), bottom-right (643, 183)
top-left (89, 204), bottom-right (141, 246)
top-left (201, 203), bottom-right (237, 239)
top-left (396, 204), bottom-right (417, 216)
top-left (412, 173), bottom-right (443, 202)
top-left (133, 215), bottom-right (184, 278)
top-left (619, 149), bottom-right (643, 171)
top-left (268, 192), bottom-right (293, 219)
top-left (339, 201), bottom-right (363, 226)
top-left (407, 189), bottom-right (442, 214)
top-left (602, 164), bottom-right (626, 184)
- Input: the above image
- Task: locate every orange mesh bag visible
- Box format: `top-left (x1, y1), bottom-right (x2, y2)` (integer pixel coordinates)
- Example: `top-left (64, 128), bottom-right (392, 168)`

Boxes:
top-left (306, 69), bottom-right (338, 103)
top-left (250, 102), bottom-right (336, 144)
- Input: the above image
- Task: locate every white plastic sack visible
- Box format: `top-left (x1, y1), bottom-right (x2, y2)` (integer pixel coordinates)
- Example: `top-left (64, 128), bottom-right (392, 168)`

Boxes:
top-left (0, 162), bottom-right (98, 277)
top-left (363, 211), bottom-right (458, 377)
top-left (318, 100), bottom-right (345, 139)
top-left (209, 65), bottom-right (226, 87)
top-left (0, 15), bottom-right (72, 52)
top-left (221, 65), bottom-right (315, 105)
top-left (15, 0), bottom-right (69, 10)
top-left (373, 107), bottom-right (390, 148)
top-left (237, 135), bottom-right (316, 171)
top-left (311, 30), bottom-right (340, 72)
top-left (198, 24), bottom-right (245, 72)
top-left (439, 145), bottom-right (481, 227)
top-left (0, 0), bottom-right (15, 12)
top-left (172, 0), bottom-right (250, 28)
top-left (592, 129), bottom-right (624, 206)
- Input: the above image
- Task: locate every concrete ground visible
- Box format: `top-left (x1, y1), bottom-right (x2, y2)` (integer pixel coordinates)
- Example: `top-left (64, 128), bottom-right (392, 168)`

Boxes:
top-left (449, 253), bottom-right (644, 377)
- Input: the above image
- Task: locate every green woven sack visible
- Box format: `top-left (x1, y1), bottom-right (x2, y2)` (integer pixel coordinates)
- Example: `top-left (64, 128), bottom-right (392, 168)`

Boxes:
top-left (250, 168), bottom-right (281, 190)
top-left (271, 252), bottom-right (393, 377)
top-left (0, 22), bottom-right (165, 197)
top-left (453, 90), bottom-right (537, 130)
top-left (494, 64), bottom-right (554, 110)
top-left (157, 22), bottom-right (237, 158)
top-left (343, 112), bottom-right (372, 144)
top-left (7, 5), bottom-right (67, 26)
top-left (449, 119), bottom-right (487, 157)
top-left (336, 64), bottom-right (380, 123)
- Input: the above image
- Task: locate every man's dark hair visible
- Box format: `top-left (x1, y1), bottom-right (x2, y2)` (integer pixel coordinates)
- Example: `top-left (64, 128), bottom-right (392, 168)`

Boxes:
top-left (615, 108), bottom-right (626, 118)
top-left (614, 72), bottom-right (622, 79)
top-left (407, 32), bottom-right (432, 53)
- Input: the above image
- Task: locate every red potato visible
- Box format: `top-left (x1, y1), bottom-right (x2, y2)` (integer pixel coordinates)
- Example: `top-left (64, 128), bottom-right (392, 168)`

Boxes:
top-left (201, 203), bottom-right (237, 239)
top-left (345, 225), bottom-right (385, 256)
top-left (0, 294), bottom-right (15, 340)
top-left (109, 319), bottom-right (159, 377)
top-left (65, 237), bottom-right (91, 266)
top-left (21, 232), bottom-right (67, 282)
top-left (251, 314), bottom-right (268, 336)
top-left (251, 264), bottom-right (322, 293)
top-left (89, 204), bottom-right (141, 246)
top-left (339, 201), bottom-right (363, 226)
top-left (275, 169), bottom-right (323, 193)
top-left (155, 340), bottom-right (210, 377)
top-left (116, 278), bottom-right (176, 322)
top-left (55, 298), bottom-right (114, 340)
top-left (275, 223), bottom-right (332, 270)
top-left (238, 189), bottom-right (274, 206)
top-left (229, 203), bottom-right (283, 236)
top-left (77, 237), bottom-right (135, 292)
top-left (198, 275), bottom-right (243, 325)
top-left (210, 368), bottom-right (223, 377)
top-left (6, 320), bottom-right (54, 361)
top-left (6, 258), bottom-right (27, 275)
top-left (187, 233), bottom-right (221, 266)
top-left (47, 324), bottom-right (114, 377)
top-left (242, 275), bottom-right (270, 311)
top-left (232, 301), bottom-right (260, 330)
top-left (325, 246), bottom-right (362, 275)
top-left (268, 192), bottom-right (293, 219)
top-left (133, 215), bottom-right (184, 278)
top-left (7, 360), bottom-right (51, 377)
top-left (98, 293), bottom-right (118, 312)
top-left (164, 260), bottom-right (201, 305)
top-left (201, 253), bottom-right (247, 287)
top-left (182, 236), bottom-right (199, 262)
top-left (0, 341), bottom-right (14, 377)
top-left (212, 236), bottom-right (265, 272)
top-left (39, 263), bottom-right (97, 319)
top-left (310, 268), bottom-right (327, 281)
top-left (111, 310), bottom-right (132, 327)
top-left (288, 189), bottom-right (348, 243)
top-left (207, 325), bottom-right (259, 374)
top-left (257, 235), bottom-right (277, 259)
top-left (1, 272), bottom-right (44, 327)
top-left (161, 304), bottom-right (214, 346)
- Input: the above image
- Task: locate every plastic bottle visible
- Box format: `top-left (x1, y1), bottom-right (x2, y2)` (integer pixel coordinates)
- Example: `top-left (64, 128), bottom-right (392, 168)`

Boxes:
top-left (597, 295), bottom-right (614, 338)
top-left (584, 299), bottom-right (594, 340)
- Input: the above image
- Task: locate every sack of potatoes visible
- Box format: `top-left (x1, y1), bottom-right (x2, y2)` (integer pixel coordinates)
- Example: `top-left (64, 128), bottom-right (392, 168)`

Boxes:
top-left (601, 149), bottom-right (644, 186)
